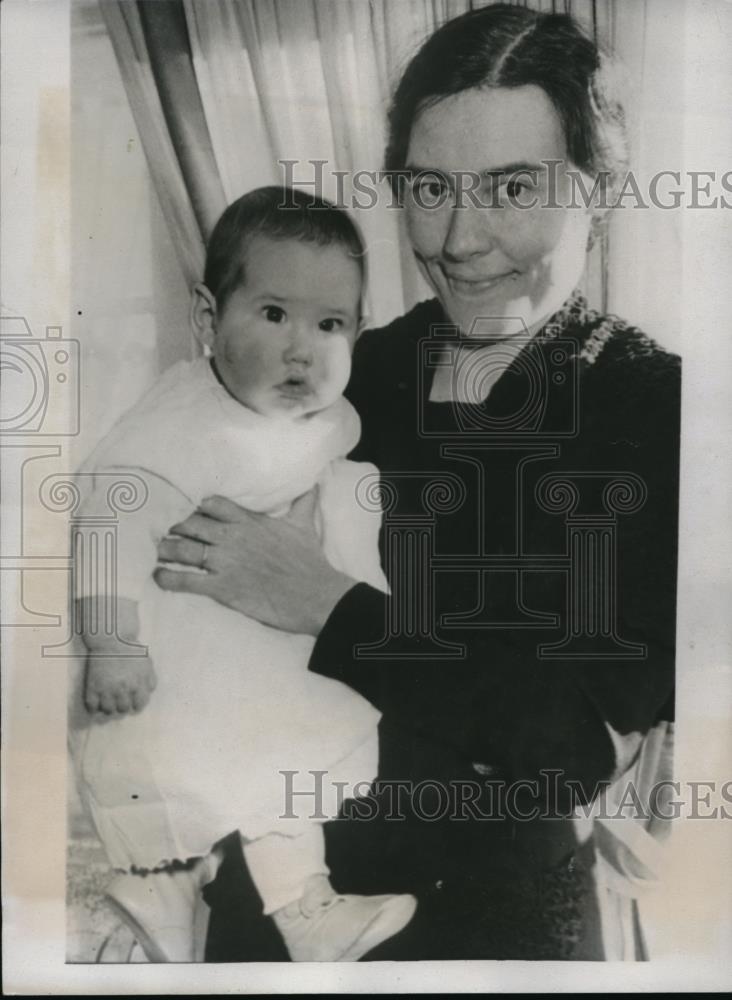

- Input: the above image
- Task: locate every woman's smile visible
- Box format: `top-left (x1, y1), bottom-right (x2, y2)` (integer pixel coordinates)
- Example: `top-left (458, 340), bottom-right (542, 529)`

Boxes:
top-left (441, 268), bottom-right (519, 298)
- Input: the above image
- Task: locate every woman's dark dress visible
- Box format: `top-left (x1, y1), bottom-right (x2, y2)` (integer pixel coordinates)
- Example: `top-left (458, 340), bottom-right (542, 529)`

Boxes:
top-left (203, 292), bottom-right (680, 961)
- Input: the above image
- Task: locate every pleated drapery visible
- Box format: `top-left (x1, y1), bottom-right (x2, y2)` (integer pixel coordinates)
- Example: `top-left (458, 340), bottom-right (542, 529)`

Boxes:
top-left (99, 0), bottom-right (621, 329)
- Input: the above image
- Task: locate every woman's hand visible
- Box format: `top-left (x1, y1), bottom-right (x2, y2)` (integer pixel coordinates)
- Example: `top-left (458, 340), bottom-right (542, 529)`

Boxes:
top-left (153, 491), bottom-right (355, 636)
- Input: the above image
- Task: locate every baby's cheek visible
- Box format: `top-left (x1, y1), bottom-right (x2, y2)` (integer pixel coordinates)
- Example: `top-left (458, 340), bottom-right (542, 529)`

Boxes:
top-left (221, 337), bottom-right (244, 367)
top-left (224, 338), bottom-right (267, 376)
top-left (321, 338), bottom-right (353, 395)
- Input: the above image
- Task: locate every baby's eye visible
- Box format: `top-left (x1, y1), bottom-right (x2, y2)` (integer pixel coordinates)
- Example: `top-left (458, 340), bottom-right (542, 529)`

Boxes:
top-left (263, 305), bottom-right (286, 324)
top-left (319, 318), bottom-right (343, 333)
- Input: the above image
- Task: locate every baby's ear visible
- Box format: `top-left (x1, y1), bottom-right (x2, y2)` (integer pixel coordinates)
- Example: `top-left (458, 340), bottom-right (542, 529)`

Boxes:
top-left (190, 283), bottom-right (217, 351)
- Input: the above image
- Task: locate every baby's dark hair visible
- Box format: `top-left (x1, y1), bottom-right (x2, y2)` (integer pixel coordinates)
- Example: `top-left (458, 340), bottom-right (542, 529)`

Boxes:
top-left (204, 186), bottom-right (366, 310)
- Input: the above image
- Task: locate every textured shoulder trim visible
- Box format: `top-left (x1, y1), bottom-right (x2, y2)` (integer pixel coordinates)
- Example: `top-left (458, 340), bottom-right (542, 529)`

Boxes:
top-left (579, 320), bottom-right (617, 366)
top-left (359, 292), bottom-right (680, 376)
top-left (536, 290), bottom-right (680, 372)
top-left (578, 314), bottom-right (681, 373)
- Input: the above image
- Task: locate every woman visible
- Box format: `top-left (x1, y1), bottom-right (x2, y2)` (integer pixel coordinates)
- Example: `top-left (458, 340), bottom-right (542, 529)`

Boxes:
top-left (156, 4), bottom-right (679, 960)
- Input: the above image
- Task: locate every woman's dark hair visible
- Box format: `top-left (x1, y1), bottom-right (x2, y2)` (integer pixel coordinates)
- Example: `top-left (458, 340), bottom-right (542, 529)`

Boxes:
top-left (204, 186), bottom-right (366, 310)
top-left (385, 3), bottom-right (628, 197)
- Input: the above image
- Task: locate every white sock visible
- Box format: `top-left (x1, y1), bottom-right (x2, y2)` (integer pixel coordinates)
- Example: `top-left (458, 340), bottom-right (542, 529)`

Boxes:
top-left (242, 825), bottom-right (330, 915)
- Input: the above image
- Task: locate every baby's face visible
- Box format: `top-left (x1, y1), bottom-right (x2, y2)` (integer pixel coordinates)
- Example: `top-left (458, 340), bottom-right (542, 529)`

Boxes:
top-left (211, 235), bottom-right (362, 418)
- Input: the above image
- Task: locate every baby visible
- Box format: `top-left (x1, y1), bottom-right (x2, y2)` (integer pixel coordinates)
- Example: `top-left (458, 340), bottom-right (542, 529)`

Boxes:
top-left (72, 187), bottom-right (416, 962)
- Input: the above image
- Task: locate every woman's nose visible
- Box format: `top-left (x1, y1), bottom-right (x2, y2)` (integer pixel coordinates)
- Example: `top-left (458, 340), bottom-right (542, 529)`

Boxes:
top-left (442, 201), bottom-right (497, 261)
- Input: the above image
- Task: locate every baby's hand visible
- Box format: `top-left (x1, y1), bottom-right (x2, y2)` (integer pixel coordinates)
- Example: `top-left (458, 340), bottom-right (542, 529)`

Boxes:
top-left (84, 654), bottom-right (157, 716)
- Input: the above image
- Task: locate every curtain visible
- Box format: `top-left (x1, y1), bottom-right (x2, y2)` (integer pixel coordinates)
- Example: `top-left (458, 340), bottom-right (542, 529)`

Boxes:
top-left (607, 0), bottom-right (683, 352)
top-left (71, 0), bottom-right (193, 468)
top-left (99, 0), bottom-right (621, 336)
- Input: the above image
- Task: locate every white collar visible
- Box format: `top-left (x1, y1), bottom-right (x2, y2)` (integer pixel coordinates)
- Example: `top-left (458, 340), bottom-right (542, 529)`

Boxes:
top-left (428, 334), bottom-right (530, 404)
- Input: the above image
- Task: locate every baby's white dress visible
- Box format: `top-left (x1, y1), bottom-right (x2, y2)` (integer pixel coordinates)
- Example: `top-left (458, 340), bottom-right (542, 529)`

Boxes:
top-left (71, 358), bottom-right (385, 871)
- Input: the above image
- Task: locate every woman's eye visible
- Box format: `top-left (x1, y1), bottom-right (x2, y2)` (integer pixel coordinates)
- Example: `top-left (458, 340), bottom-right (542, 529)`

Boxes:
top-left (503, 173), bottom-right (537, 203)
top-left (319, 318), bottom-right (343, 333)
top-left (412, 175), bottom-right (448, 204)
top-left (263, 305), bottom-right (286, 323)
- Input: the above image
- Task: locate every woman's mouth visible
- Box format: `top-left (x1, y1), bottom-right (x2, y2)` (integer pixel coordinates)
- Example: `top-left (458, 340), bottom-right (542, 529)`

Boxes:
top-left (443, 270), bottom-right (517, 298)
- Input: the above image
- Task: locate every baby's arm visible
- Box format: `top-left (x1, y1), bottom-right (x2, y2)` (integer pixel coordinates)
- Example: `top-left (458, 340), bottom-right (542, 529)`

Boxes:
top-left (81, 596), bottom-right (157, 715)
top-left (76, 467), bottom-right (191, 716)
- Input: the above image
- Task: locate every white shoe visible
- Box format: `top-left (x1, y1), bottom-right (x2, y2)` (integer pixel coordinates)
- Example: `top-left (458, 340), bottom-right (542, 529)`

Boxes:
top-left (105, 854), bottom-right (220, 963)
top-left (272, 875), bottom-right (417, 962)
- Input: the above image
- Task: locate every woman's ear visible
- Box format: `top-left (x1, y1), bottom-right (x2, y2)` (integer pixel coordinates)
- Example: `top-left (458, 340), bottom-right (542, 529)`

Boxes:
top-left (190, 283), bottom-right (217, 353)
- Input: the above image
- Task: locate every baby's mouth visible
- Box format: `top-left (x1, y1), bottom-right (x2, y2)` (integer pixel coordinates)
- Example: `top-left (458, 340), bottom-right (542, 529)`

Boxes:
top-left (277, 374), bottom-right (312, 398)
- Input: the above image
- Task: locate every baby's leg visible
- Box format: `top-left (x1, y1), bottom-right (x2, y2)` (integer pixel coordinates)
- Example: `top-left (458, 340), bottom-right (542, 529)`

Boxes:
top-left (243, 824), bottom-right (329, 915)
top-left (243, 826), bottom-right (416, 962)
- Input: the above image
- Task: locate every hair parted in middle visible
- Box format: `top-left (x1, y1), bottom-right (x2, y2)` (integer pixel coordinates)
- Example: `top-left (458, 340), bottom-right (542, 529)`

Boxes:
top-left (385, 3), bottom-right (628, 200)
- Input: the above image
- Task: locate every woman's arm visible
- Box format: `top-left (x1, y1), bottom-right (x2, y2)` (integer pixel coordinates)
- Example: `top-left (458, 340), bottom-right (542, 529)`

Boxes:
top-left (307, 579), bottom-right (676, 809)
top-left (154, 491), bottom-right (670, 802)
top-left (155, 499), bottom-right (622, 802)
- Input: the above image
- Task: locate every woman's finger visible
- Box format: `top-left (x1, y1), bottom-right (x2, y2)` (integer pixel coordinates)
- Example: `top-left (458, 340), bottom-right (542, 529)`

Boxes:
top-left (158, 535), bottom-right (211, 567)
top-left (168, 511), bottom-right (231, 544)
top-left (153, 566), bottom-right (216, 596)
top-left (198, 495), bottom-right (251, 523)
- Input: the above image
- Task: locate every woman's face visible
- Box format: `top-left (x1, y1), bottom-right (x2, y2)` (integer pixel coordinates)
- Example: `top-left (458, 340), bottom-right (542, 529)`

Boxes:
top-left (404, 85), bottom-right (595, 339)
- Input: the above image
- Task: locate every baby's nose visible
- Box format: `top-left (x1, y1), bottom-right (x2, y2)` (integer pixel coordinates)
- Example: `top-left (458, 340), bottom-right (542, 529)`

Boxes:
top-left (283, 328), bottom-right (315, 366)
